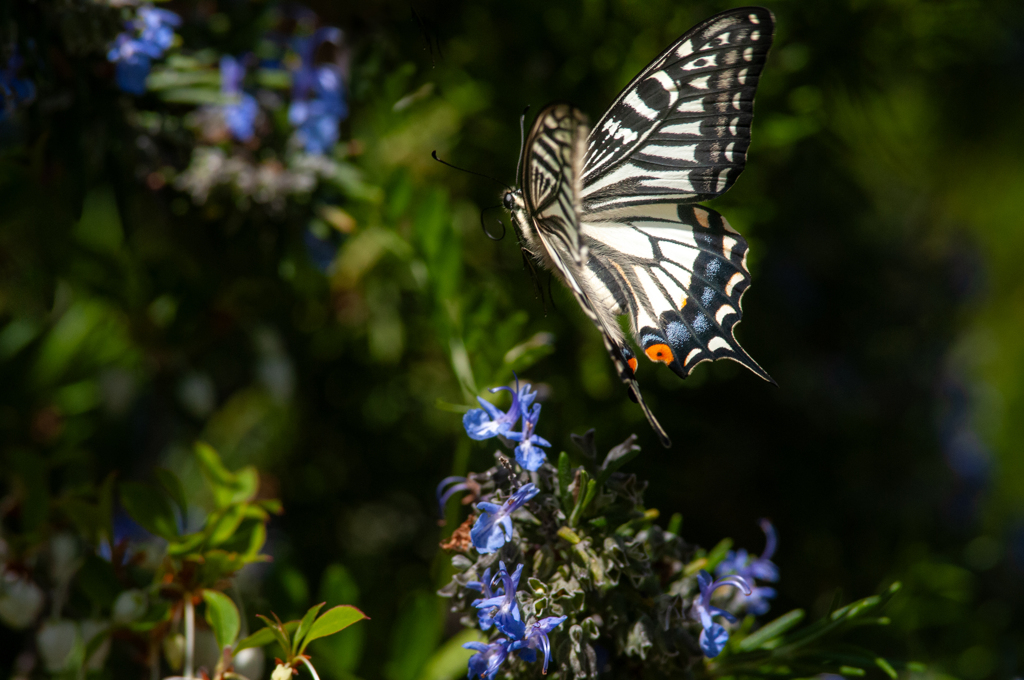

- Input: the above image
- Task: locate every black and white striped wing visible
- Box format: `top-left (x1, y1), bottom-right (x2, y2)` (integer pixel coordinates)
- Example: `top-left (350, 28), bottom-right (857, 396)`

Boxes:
top-left (522, 104), bottom-right (672, 448)
top-left (580, 203), bottom-right (771, 381)
top-left (581, 7), bottom-right (774, 213)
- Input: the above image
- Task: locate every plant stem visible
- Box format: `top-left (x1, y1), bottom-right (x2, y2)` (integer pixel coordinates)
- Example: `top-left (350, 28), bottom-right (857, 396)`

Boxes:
top-left (300, 657), bottom-right (322, 680)
top-left (185, 596), bottom-right (195, 680)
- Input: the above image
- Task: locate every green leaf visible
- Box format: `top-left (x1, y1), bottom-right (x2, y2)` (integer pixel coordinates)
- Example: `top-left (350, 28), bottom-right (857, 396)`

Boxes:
top-left (300, 605), bottom-right (369, 654)
top-left (293, 602), bottom-right (326, 655)
top-left (738, 609), bottom-right (805, 651)
top-left (203, 590), bottom-right (240, 650)
top-left (194, 442), bottom-right (259, 507)
top-left (120, 482), bottom-right (178, 540)
top-left (156, 468), bottom-right (188, 515)
top-left (569, 478), bottom-right (597, 527)
top-left (207, 504), bottom-right (247, 546)
top-left (242, 521), bottom-right (268, 560)
top-left (234, 627), bottom-right (278, 654)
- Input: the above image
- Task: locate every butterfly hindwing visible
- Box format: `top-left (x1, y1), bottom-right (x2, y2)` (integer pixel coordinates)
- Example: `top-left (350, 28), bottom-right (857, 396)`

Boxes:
top-left (581, 203), bottom-right (771, 381)
top-left (582, 7), bottom-right (774, 212)
top-left (520, 104), bottom-right (672, 448)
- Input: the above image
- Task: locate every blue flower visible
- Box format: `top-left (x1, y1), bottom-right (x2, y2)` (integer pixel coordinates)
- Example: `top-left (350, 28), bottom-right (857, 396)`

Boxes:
top-left (106, 5), bottom-right (181, 95)
top-left (507, 402), bottom-right (551, 471)
top-left (473, 561), bottom-right (525, 639)
top-left (463, 380), bottom-right (536, 441)
top-left (690, 570), bottom-right (751, 658)
top-left (0, 52), bottom-right (35, 121)
top-left (437, 476), bottom-right (470, 518)
top-left (465, 567), bottom-right (500, 630)
top-left (218, 55), bottom-right (259, 142)
top-left (510, 615), bottom-right (567, 673)
top-left (470, 483), bottom-right (539, 554)
top-left (716, 519), bottom-right (779, 616)
top-left (463, 638), bottom-right (511, 680)
top-left (288, 27), bottom-right (347, 155)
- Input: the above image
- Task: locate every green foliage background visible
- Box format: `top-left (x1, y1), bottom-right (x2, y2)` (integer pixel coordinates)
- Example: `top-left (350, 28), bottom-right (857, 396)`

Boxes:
top-left (2, 0), bottom-right (1023, 678)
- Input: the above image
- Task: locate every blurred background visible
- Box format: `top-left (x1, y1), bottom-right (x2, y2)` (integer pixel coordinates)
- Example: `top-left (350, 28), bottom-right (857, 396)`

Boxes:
top-left (1, 0), bottom-right (1022, 678)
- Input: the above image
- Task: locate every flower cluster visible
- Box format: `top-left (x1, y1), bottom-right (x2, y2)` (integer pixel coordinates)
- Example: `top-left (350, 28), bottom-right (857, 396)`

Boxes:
top-left (463, 379), bottom-right (551, 471)
top-left (438, 382), bottom-right (810, 678)
top-left (107, 5), bottom-right (182, 95)
top-left (464, 562), bottom-right (567, 679)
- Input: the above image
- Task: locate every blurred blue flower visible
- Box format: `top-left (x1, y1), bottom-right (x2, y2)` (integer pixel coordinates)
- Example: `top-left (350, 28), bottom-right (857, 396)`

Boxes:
top-left (507, 402), bottom-right (551, 471)
top-left (0, 52), bottom-right (35, 121)
top-left (716, 519), bottom-right (779, 615)
top-left (218, 55), bottom-right (258, 142)
top-left (137, 6), bottom-right (181, 53)
top-left (288, 27), bottom-right (347, 155)
top-left (470, 483), bottom-right (539, 554)
top-left (473, 561), bottom-right (525, 639)
top-left (437, 476), bottom-right (469, 518)
top-left (463, 379), bottom-right (537, 441)
top-left (106, 5), bottom-right (181, 95)
top-left (463, 638), bottom-right (511, 680)
top-left (510, 615), bottom-right (567, 673)
top-left (690, 569), bottom-right (751, 657)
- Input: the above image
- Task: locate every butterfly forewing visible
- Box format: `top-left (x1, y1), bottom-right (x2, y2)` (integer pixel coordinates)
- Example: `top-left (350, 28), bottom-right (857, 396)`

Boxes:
top-left (521, 104), bottom-right (588, 266)
top-left (522, 104), bottom-right (672, 448)
top-left (581, 7), bottom-right (774, 212)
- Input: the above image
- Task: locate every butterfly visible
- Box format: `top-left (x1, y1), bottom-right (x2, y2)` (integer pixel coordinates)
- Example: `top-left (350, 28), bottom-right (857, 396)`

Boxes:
top-left (503, 7), bottom-right (775, 448)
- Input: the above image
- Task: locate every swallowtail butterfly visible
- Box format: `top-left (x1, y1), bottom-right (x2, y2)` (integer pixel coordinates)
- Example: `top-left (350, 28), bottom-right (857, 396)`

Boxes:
top-left (503, 7), bottom-right (775, 448)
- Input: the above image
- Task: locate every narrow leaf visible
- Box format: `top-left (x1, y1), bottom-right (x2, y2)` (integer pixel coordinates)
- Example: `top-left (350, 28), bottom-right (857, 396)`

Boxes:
top-left (557, 452), bottom-right (573, 512)
top-left (875, 657), bottom-right (898, 679)
top-left (255, 615), bottom-right (292, 656)
top-left (738, 609), bottom-right (805, 651)
top-left (293, 602), bottom-right (326, 655)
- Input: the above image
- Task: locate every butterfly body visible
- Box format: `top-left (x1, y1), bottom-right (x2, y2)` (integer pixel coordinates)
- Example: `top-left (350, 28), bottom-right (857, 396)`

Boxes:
top-left (505, 8), bottom-right (776, 447)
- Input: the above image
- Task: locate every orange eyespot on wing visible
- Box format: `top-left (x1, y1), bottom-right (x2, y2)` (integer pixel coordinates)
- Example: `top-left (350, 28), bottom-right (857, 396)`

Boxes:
top-left (644, 343), bottom-right (674, 365)
top-left (628, 356), bottom-right (638, 373)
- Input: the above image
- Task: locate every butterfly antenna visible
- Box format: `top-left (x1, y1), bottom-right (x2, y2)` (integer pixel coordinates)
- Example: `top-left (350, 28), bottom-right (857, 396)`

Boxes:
top-left (431, 151), bottom-right (511, 191)
top-left (514, 105), bottom-right (530, 183)
top-left (479, 205), bottom-right (506, 241)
